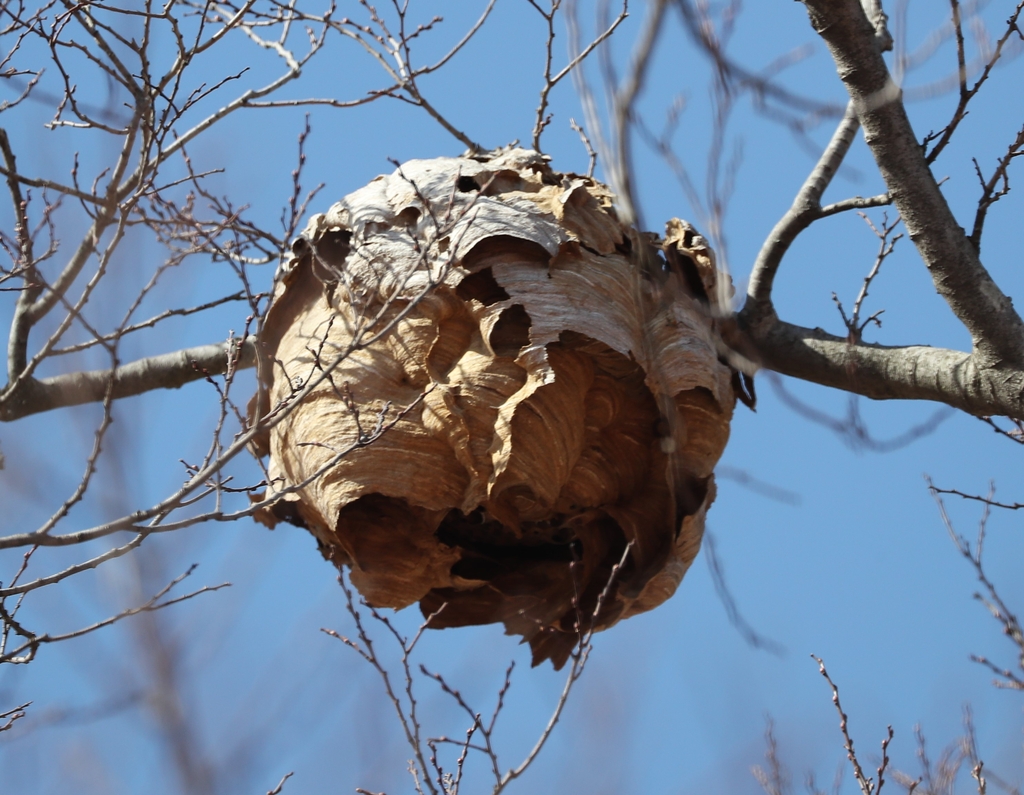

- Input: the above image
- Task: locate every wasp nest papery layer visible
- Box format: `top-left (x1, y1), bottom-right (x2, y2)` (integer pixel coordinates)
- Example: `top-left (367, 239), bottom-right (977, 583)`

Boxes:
top-left (251, 148), bottom-right (738, 668)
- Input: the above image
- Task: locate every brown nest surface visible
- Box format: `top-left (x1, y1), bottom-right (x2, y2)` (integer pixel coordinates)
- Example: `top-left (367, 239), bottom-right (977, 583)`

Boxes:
top-left (249, 147), bottom-right (742, 668)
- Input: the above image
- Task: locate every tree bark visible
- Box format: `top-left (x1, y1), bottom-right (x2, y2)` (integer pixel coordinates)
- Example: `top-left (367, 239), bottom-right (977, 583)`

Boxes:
top-left (737, 0), bottom-right (1024, 420)
top-left (0, 337), bottom-right (256, 422)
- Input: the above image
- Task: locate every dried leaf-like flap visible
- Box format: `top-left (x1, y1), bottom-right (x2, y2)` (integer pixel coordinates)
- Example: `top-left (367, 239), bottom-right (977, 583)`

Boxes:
top-left (250, 148), bottom-right (737, 668)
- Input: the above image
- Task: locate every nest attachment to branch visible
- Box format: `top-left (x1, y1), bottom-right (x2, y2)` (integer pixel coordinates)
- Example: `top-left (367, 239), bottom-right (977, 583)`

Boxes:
top-left (249, 147), bottom-right (740, 668)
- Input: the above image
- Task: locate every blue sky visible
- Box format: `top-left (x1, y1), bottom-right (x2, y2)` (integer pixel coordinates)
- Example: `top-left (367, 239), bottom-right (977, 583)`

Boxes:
top-left (1, 2), bottom-right (1023, 793)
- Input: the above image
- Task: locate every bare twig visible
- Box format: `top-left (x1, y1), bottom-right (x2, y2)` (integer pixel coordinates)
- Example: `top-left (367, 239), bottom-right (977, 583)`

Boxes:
top-left (813, 655), bottom-right (894, 795)
top-left (0, 701), bottom-right (30, 733)
top-left (704, 530), bottom-right (786, 655)
top-left (716, 465), bottom-right (801, 506)
top-left (752, 717), bottom-right (791, 795)
top-left (766, 373), bottom-right (954, 453)
top-left (969, 124), bottom-right (1024, 254)
top-left (529, 0), bottom-right (629, 152)
top-left (832, 212), bottom-right (903, 343)
top-left (266, 772), bottom-right (294, 795)
top-left (569, 117), bottom-right (598, 177)
top-left (325, 542), bottom-right (633, 795)
top-left (927, 481), bottom-right (1024, 690)
top-left (891, 709), bottom-right (1018, 795)
top-left (923, 2), bottom-right (1024, 163)
top-left (1, 564), bottom-right (229, 664)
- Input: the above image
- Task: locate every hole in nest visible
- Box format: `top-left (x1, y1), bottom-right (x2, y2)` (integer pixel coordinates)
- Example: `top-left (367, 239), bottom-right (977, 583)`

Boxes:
top-left (461, 235), bottom-right (551, 270)
top-left (456, 175), bottom-right (479, 193)
top-left (456, 268), bottom-right (510, 305)
top-left (673, 252), bottom-right (709, 304)
top-left (396, 206), bottom-right (421, 226)
top-left (489, 304), bottom-right (532, 357)
top-left (311, 229), bottom-right (351, 277)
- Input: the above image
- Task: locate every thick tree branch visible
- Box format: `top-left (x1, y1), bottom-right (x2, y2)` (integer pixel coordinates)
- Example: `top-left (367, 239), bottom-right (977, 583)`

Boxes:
top-left (748, 100), bottom-right (863, 304)
top-left (0, 337), bottom-right (257, 422)
top-left (1, 128), bottom-right (39, 382)
top-left (802, 0), bottom-right (1024, 368)
top-left (738, 306), bottom-right (1024, 420)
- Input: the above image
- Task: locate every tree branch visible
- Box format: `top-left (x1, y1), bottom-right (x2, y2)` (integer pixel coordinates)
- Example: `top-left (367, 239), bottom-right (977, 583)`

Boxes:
top-left (970, 123), bottom-right (1024, 254)
top-left (0, 336), bottom-right (257, 422)
top-left (0, 127), bottom-right (39, 381)
top-left (748, 100), bottom-right (863, 304)
top-left (802, 0), bottom-right (1024, 368)
top-left (609, 0), bottom-right (668, 228)
top-left (736, 310), bottom-right (1024, 420)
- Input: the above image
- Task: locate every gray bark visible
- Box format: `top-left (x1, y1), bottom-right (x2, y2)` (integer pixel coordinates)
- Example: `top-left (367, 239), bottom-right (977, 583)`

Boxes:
top-left (0, 337), bottom-right (256, 422)
top-left (738, 0), bottom-right (1024, 420)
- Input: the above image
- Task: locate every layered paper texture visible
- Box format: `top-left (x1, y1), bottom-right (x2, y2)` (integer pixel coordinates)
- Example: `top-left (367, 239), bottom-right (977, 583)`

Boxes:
top-left (250, 148), bottom-right (738, 667)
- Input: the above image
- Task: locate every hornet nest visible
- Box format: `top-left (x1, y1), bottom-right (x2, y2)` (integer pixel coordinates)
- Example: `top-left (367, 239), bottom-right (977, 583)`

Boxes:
top-left (249, 147), bottom-right (749, 668)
